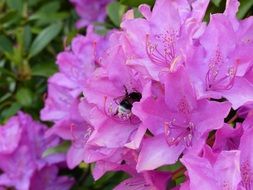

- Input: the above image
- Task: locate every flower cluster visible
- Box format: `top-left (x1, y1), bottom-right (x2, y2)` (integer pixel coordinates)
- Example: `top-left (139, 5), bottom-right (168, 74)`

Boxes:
top-left (41, 0), bottom-right (253, 189)
top-left (70, 0), bottom-right (113, 28)
top-left (0, 112), bottom-right (74, 190)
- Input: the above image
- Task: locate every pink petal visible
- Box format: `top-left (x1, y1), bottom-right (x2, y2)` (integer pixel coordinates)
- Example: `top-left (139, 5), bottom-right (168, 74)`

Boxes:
top-left (137, 135), bottom-right (184, 171)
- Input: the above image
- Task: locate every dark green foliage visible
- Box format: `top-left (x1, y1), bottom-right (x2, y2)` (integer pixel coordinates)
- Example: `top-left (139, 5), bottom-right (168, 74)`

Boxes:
top-left (0, 0), bottom-right (78, 122)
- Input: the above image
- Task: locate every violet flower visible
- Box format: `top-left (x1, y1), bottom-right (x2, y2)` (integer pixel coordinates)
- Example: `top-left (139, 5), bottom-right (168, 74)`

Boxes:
top-left (70, 0), bottom-right (113, 28)
top-left (0, 112), bottom-right (73, 190)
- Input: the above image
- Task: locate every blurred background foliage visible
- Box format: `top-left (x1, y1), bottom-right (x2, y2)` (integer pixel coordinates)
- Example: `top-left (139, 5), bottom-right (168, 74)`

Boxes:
top-left (0, 0), bottom-right (252, 189)
top-left (0, 0), bottom-right (79, 122)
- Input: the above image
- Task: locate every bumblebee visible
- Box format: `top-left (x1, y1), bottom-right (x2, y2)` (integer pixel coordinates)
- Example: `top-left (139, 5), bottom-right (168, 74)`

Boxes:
top-left (114, 87), bottom-right (142, 119)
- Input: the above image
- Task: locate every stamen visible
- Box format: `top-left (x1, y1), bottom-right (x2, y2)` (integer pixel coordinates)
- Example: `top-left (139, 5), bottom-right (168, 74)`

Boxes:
top-left (146, 30), bottom-right (177, 68)
top-left (206, 66), bottom-right (236, 91)
top-left (205, 49), bottom-right (237, 91)
top-left (103, 96), bottom-right (115, 117)
top-left (124, 179), bottom-right (151, 189)
top-left (169, 56), bottom-right (181, 72)
top-left (164, 119), bottom-right (194, 147)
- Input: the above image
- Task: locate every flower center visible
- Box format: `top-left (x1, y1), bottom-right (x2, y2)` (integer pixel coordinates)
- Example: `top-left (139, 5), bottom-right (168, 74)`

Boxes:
top-left (146, 30), bottom-right (178, 68)
top-left (205, 50), bottom-right (237, 91)
top-left (164, 119), bottom-right (194, 147)
top-left (177, 96), bottom-right (191, 114)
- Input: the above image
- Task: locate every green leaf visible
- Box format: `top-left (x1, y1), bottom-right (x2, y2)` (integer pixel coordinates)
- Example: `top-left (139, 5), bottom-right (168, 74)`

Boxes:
top-left (31, 61), bottom-right (57, 77)
top-left (0, 67), bottom-right (16, 78)
top-left (133, 8), bottom-right (143, 18)
top-left (15, 87), bottom-right (33, 107)
top-left (29, 12), bottom-right (69, 24)
top-left (211, 0), bottom-right (222, 7)
top-left (1, 102), bottom-right (21, 121)
top-left (37, 1), bottom-right (60, 13)
top-left (237, 0), bottom-right (253, 19)
top-left (28, 22), bottom-right (62, 58)
top-left (28, 0), bottom-right (42, 7)
top-left (0, 92), bottom-right (12, 104)
top-left (0, 35), bottom-right (13, 53)
top-left (120, 0), bottom-right (154, 7)
top-left (175, 176), bottom-right (185, 185)
top-left (42, 141), bottom-right (71, 157)
top-left (107, 2), bottom-right (127, 27)
top-left (0, 10), bottom-right (18, 23)
top-left (158, 161), bottom-right (182, 172)
top-left (23, 25), bottom-right (32, 51)
top-left (6, 0), bottom-right (23, 13)
top-left (94, 172), bottom-right (127, 189)
top-left (65, 30), bottom-right (79, 47)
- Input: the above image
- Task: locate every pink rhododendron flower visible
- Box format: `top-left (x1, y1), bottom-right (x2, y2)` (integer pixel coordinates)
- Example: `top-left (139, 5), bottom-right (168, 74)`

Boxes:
top-left (121, 0), bottom-right (209, 80)
top-left (229, 112), bottom-right (253, 189)
top-left (0, 117), bottom-right (22, 154)
top-left (181, 149), bottom-right (241, 190)
top-left (70, 0), bottom-right (113, 28)
top-left (134, 68), bottom-right (230, 171)
top-left (213, 123), bottom-right (243, 152)
top-left (0, 112), bottom-right (73, 190)
top-left (238, 122), bottom-right (253, 189)
top-left (41, 26), bottom-right (104, 122)
top-left (181, 112), bottom-right (253, 190)
top-left (187, 0), bottom-right (253, 109)
top-left (41, 27), bottom-right (108, 169)
top-left (39, 0), bottom-right (253, 188)
top-left (114, 171), bottom-right (170, 190)
top-left (29, 166), bottom-right (74, 190)
top-left (92, 149), bottom-right (171, 190)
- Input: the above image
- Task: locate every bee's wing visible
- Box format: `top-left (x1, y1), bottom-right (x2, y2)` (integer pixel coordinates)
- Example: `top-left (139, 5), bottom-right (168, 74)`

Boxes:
top-left (113, 95), bottom-right (126, 105)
